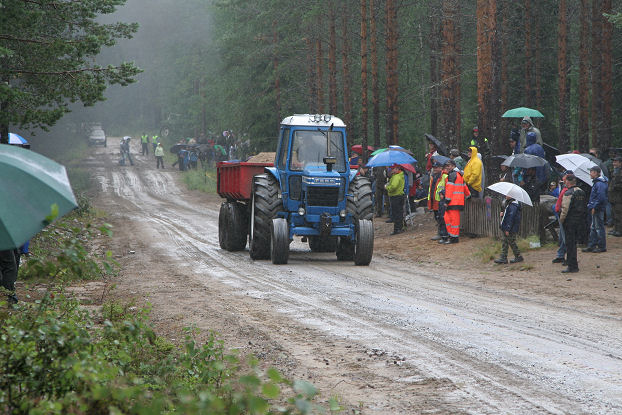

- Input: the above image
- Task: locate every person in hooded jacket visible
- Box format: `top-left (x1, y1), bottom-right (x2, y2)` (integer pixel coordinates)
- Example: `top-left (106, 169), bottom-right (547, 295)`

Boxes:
top-left (519, 116), bottom-right (542, 152)
top-left (583, 166), bottom-right (608, 253)
top-left (494, 195), bottom-right (523, 264)
top-left (441, 159), bottom-right (469, 244)
top-left (385, 164), bottom-right (405, 235)
top-left (463, 146), bottom-right (483, 198)
top-left (523, 131), bottom-right (547, 190)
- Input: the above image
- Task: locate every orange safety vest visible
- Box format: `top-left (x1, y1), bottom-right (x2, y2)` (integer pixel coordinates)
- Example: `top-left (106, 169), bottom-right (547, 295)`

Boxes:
top-left (444, 170), bottom-right (470, 210)
top-left (427, 173), bottom-right (440, 211)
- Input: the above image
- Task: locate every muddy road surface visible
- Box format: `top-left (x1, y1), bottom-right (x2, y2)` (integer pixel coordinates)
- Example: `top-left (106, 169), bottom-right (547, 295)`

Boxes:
top-left (87, 141), bottom-right (621, 414)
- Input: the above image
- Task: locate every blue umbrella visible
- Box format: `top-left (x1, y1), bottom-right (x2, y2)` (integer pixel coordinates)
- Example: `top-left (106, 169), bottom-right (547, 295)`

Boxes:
top-left (366, 149), bottom-right (416, 167)
top-left (8, 133), bottom-right (29, 147)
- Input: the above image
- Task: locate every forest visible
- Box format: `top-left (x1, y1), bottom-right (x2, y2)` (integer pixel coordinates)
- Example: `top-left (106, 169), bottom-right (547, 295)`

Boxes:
top-left (3, 0), bottom-right (622, 162)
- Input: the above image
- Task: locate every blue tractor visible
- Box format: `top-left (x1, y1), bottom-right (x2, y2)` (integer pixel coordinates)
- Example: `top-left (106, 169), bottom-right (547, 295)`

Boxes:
top-left (245, 114), bottom-right (374, 265)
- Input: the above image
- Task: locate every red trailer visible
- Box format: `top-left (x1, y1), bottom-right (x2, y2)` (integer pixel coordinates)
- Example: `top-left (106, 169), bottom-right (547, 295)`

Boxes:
top-left (216, 161), bottom-right (273, 251)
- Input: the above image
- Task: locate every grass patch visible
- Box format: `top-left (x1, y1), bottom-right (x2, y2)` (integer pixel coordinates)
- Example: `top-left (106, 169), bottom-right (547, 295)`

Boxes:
top-left (182, 167), bottom-right (217, 193)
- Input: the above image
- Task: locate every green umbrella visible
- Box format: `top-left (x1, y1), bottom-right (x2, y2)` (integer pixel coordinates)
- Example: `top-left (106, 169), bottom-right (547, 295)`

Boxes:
top-left (502, 107), bottom-right (544, 118)
top-left (0, 144), bottom-right (78, 250)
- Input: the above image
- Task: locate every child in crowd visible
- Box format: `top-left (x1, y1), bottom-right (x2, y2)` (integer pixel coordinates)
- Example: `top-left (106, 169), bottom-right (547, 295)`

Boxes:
top-left (494, 195), bottom-right (524, 264)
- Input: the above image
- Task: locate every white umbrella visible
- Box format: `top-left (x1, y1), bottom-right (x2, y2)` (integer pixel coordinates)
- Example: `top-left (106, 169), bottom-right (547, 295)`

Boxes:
top-left (487, 182), bottom-right (533, 206)
top-left (555, 154), bottom-right (599, 186)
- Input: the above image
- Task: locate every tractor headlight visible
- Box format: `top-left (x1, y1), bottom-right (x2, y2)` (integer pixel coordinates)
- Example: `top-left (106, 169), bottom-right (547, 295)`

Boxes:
top-left (298, 207), bottom-right (306, 216)
top-left (339, 209), bottom-right (347, 218)
top-left (323, 114), bottom-right (332, 122)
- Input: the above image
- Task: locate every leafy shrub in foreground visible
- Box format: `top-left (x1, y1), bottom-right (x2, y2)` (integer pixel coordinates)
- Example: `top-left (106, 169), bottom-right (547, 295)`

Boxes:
top-left (0, 293), bottom-right (337, 414)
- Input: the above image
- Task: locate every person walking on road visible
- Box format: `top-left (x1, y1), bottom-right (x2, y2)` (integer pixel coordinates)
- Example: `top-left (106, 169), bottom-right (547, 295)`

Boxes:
top-left (120, 137), bottom-right (134, 166)
top-left (608, 157), bottom-right (622, 237)
top-left (559, 175), bottom-right (587, 273)
top-left (583, 166), bottom-right (608, 253)
top-left (385, 164), bottom-right (405, 235)
top-left (141, 133), bottom-right (149, 155)
top-left (494, 195), bottom-right (523, 264)
top-left (151, 134), bottom-right (159, 154)
top-left (155, 142), bottom-right (165, 169)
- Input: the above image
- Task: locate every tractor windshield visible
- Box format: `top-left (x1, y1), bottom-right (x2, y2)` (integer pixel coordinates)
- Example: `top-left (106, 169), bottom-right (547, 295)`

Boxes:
top-left (290, 130), bottom-right (346, 172)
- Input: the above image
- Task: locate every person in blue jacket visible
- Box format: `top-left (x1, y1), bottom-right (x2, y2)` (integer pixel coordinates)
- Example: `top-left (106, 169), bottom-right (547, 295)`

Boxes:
top-left (494, 195), bottom-right (524, 264)
top-left (523, 131), bottom-right (547, 190)
top-left (583, 166), bottom-right (609, 253)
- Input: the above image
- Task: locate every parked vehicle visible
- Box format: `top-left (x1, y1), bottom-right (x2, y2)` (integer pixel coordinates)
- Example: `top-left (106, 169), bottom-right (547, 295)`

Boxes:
top-left (88, 126), bottom-right (107, 147)
top-left (217, 114), bottom-right (374, 265)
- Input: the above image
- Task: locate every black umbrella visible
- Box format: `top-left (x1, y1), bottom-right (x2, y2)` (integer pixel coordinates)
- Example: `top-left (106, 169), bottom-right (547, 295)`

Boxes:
top-left (491, 154), bottom-right (508, 162)
top-left (542, 143), bottom-right (560, 164)
top-left (424, 133), bottom-right (447, 156)
top-left (580, 153), bottom-right (609, 178)
top-left (502, 153), bottom-right (547, 169)
top-left (169, 144), bottom-right (188, 154)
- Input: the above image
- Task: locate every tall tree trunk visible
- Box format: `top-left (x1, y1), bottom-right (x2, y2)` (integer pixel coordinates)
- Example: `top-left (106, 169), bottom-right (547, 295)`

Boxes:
top-left (557, 0), bottom-right (570, 152)
top-left (305, 37), bottom-right (316, 112)
top-left (591, 0), bottom-right (603, 150)
top-left (440, 0), bottom-right (461, 149)
top-left (341, 5), bottom-right (353, 142)
top-left (600, 0), bottom-right (612, 152)
top-left (360, 0), bottom-right (369, 156)
top-left (523, 0), bottom-right (534, 105)
top-left (316, 38), bottom-right (324, 113)
top-left (499, 0), bottom-right (510, 148)
top-left (429, 0), bottom-right (441, 139)
top-left (476, 0), bottom-right (498, 151)
top-left (369, 0), bottom-right (381, 148)
top-left (578, 0), bottom-right (590, 152)
top-left (273, 20), bottom-right (282, 121)
top-left (385, 0), bottom-right (399, 145)
top-left (328, 3), bottom-right (338, 116)
top-left (534, 17), bottom-right (542, 109)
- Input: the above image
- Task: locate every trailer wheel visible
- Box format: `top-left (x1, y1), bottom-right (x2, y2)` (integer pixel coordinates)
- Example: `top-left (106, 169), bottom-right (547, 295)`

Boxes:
top-left (308, 236), bottom-right (337, 252)
top-left (218, 202), bottom-right (248, 251)
top-left (347, 175), bottom-right (374, 221)
top-left (354, 219), bottom-right (374, 266)
top-left (270, 218), bottom-right (289, 264)
top-left (335, 236), bottom-right (354, 261)
top-left (249, 174), bottom-right (281, 260)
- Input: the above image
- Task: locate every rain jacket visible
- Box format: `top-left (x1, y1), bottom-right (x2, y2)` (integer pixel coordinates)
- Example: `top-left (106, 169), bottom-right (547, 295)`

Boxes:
top-left (523, 133), bottom-right (548, 185)
top-left (609, 167), bottom-right (622, 204)
top-left (587, 176), bottom-right (609, 211)
top-left (500, 199), bottom-right (522, 234)
top-left (444, 169), bottom-right (469, 210)
top-left (155, 145), bottom-right (164, 157)
top-left (385, 170), bottom-right (405, 197)
top-left (427, 172), bottom-right (441, 211)
top-left (519, 116), bottom-right (543, 152)
top-left (463, 146), bottom-right (483, 192)
top-left (560, 186), bottom-right (587, 224)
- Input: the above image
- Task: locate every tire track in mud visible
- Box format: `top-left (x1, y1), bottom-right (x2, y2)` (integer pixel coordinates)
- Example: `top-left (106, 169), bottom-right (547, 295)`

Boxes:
top-left (89, 143), bottom-right (622, 414)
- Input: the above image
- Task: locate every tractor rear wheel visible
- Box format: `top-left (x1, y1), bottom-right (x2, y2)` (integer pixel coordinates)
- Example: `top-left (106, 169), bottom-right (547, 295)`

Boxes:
top-left (354, 219), bottom-right (374, 266)
top-left (249, 174), bottom-right (281, 260)
top-left (346, 175), bottom-right (374, 221)
top-left (218, 202), bottom-right (248, 251)
top-left (308, 236), bottom-right (337, 252)
top-left (270, 218), bottom-right (290, 264)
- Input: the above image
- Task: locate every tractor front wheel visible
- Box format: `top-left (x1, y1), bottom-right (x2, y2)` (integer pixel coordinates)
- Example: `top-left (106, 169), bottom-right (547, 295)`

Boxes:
top-left (270, 218), bottom-right (290, 264)
top-left (353, 219), bottom-right (374, 266)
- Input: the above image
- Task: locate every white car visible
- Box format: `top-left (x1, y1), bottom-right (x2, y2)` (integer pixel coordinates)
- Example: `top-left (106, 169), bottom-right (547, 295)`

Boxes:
top-left (89, 128), bottom-right (107, 147)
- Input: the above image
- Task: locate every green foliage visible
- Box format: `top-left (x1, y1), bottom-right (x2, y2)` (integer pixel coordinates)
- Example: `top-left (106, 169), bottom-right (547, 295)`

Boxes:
top-left (182, 168), bottom-right (218, 193)
top-left (20, 218), bottom-right (117, 283)
top-left (0, 0), bottom-right (141, 138)
top-left (0, 292), bottom-right (335, 414)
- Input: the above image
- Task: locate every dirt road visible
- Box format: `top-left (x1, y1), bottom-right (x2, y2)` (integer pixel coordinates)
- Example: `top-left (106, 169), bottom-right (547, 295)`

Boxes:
top-left (88, 141), bottom-right (622, 414)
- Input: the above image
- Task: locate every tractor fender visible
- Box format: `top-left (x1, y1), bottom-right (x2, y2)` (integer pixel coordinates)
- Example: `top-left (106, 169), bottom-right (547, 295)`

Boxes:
top-left (348, 169), bottom-right (358, 182)
top-left (265, 167), bottom-right (281, 187)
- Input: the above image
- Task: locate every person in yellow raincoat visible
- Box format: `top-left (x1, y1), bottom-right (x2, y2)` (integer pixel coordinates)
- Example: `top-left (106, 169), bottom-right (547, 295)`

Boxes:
top-left (463, 146), bottom-right (483, 198)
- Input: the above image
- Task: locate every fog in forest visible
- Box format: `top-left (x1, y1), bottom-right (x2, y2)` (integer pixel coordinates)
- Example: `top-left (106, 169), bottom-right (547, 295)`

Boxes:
top-left (23, 0), bottom-right (213, 158)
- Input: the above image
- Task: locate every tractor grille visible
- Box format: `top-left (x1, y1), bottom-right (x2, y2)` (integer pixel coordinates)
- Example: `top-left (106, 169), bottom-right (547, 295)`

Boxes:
top-left (307, 186), bottom-right (339, 206)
